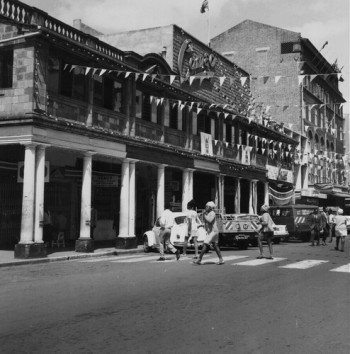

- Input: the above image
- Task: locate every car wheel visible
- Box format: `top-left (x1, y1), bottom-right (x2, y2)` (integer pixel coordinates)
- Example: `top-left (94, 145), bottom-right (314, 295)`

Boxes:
top-left (301, 232), bottom-right (311, 242)
top-left (273, 238), bottom-right (280, 244)
top-left (143, 236), bottom-right (150, 253)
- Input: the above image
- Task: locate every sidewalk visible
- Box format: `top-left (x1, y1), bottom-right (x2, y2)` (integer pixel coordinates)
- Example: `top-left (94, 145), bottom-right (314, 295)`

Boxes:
top-left (0, 242), bottom-right (145, 268)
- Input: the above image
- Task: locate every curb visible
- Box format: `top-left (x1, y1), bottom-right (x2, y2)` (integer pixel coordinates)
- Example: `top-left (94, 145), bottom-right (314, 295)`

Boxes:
top-left (0, 248), bottom-right (145, 268)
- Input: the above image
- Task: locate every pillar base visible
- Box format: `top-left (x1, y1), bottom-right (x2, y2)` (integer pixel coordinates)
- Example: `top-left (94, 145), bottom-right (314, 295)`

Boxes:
top-left (75, 239), bottom-right (94, 253)
top-left (115, 236), bottom-right (138, 249)
top-left (14, 243), bottom-right (47, 259)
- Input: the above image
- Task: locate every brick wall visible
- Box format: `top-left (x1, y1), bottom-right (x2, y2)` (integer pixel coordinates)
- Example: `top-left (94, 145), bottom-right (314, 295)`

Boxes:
top-left (0, 24), bottom-right (35, 116)
top-left (211, 20), bottom-right (302, 131)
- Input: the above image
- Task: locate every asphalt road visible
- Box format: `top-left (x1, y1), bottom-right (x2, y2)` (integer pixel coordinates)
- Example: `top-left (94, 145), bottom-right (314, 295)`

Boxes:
top-left (0, 241), bottom-right (349, 354)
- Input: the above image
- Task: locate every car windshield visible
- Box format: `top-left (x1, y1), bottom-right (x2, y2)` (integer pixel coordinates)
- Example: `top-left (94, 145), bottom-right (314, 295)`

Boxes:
top-left (174, 216), bottom-right (187, 224)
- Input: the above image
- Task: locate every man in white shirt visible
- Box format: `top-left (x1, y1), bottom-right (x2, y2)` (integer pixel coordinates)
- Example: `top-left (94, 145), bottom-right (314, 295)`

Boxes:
top-left (157, 203), bottom-right (180, 261)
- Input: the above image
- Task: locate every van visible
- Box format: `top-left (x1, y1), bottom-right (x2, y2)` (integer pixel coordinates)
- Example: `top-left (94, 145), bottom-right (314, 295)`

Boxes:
top-left (268, 204), bottom-right (318, 242)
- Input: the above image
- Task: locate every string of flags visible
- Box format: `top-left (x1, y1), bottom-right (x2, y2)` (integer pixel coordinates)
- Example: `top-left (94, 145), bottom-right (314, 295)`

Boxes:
top-left (63, 63), bottom-right (344, 93)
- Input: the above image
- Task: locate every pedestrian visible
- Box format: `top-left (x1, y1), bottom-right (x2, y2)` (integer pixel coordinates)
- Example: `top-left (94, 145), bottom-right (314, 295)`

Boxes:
top-left (193, 201), bottom-right (224, 265)
top-left (157, 202), bottom-right (180, 261)
top-left (307, 207), bottom-right (324, 246)
top-left (183, 199), bottom-right (199, 259)
top-left (327, 208), bottom-right (336, 243)
top-left (256, 204), bottom-right (274, 259)
top-left (333, 208), bottom-right (347, 252)
top-left (319, 207), bottom-right (328, 246)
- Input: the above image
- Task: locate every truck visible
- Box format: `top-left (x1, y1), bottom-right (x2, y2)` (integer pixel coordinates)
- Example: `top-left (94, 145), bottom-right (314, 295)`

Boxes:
top-left (199, 210), bottom-right (288, 248)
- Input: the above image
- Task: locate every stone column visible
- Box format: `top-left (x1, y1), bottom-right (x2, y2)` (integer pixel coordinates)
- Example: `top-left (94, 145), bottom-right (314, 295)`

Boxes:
top-left (264, 182), bottom-right (269, 206)
top-left (15, 144), bottom-right (42, 258)
top-left (234, 178), bottom-right (241, 213)
top-left (128, 160), bottom-right (136, 238)
top-left (251, 180), bottom-right (258, 214)
top-left (34, 145), bottom-right (49, 245)
top-left (76, 152), bottom-right (94, 253)
top-left (116, 159), bottom-right (137, 249)
top-left (182, 168), bottom-right (190, 212)
top-left (157, 164), bottom-right (166, 217)
top-left (218, 175), bottom-right (225, 211)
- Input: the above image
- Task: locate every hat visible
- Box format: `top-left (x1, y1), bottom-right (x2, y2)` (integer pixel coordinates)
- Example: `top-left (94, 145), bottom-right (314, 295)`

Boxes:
top-left (260, 204), bottom-right (269, 212)
top-left (205, 201), bottom-right (216, 209)
top-left (338, 208), bottom-right (344, 215)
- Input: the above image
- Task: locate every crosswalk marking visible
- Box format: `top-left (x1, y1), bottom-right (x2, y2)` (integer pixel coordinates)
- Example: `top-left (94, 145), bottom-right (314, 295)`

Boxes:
top-left (330, 263), bottom-right (350, 273)
top-left (279, 260), bottom-right (328, 269)
top-left (233, 257), bottom-right (286, 266)
top-left (76, 254), bottom-right (350, 274)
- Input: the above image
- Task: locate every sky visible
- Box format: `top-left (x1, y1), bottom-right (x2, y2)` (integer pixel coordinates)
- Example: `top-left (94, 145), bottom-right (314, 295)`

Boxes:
top-left (21, 0), bottom-right (349, 113)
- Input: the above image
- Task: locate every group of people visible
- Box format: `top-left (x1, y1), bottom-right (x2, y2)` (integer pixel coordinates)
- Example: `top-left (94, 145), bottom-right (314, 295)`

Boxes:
top-left (157, 200), bottom-right (224, 265)
top-left (308, 206), bottom-right (348, 252)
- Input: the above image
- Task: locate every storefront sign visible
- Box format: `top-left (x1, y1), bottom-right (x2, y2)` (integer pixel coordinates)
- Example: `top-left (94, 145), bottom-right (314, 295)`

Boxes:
top-left (177, 39), bottom-right (217, 78)
top-left (92, 175), bottom-right (119, 187)
top-left (241, 146), bottom-right (250, 165)
top-left (266, 165), bottom-right (293, 183)
top-left (301, 189), bottom-right (327, 199)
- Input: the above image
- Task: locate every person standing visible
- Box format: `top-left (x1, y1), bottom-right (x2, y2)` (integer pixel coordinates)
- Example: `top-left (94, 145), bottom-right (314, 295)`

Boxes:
top-left (319, 207), bottom-right (328, 246)
top-left (43, 209), bottom-right (54, 245)
top-left (157, 203), bottom-right (180, 261)
top-left (183, 199), bottom-right (199, 259)
top-left (327, 208), bottom-right (335, 243)
top-left (193, 201), bottom-right (224, 265)
top-left (256, 205), bottom-right (274, 259)
top-left (333, 208), bottom-right (347, 252)
top-left (308, 208), bottom-right (323, 246)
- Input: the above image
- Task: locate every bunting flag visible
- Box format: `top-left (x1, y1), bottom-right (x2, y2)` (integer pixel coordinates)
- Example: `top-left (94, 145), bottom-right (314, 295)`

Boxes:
top-left (298, 75), bottom-right (305, 85)
top-left (170, 75), bottom-right (176, 85)
top-left (240, 77), bottom-right (248, 86)
top-left (219, 76), bottom-right (226, 86)
top-left (275, 76), bottom-right (282, 84)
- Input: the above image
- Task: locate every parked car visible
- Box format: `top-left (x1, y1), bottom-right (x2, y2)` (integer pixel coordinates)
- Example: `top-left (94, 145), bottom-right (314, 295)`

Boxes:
top-left (142, 212), bottom-right (206, 253)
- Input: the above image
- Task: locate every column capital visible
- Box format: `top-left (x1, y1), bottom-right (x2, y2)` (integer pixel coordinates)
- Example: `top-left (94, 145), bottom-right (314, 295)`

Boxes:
top-left (82, 151), bottom-right (96, 158)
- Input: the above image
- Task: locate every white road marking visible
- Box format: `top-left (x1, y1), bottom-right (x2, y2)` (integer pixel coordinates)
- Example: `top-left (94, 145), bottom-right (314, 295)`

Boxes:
top-left (279, 260), bottom-right (328, 269)
top-left (111, 255), bottom-right (160, 263)
top-left (78, 255), bottom-right (143, 263)
top-left (234, 257), bottom-right (286, 266)
top-left (330, 263), bottom-right (350, 273)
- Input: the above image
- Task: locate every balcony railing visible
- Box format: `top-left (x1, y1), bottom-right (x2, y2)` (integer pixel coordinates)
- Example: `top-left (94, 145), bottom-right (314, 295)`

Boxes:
top-left (43, 93), bottom-right (295, 172)
top-left (0, 0), bottom-right (125, 61)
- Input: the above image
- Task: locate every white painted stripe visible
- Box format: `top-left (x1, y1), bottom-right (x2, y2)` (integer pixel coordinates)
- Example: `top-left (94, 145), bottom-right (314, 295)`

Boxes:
top-left (111, 255), bottom-right (160, 263)
top-left (79, 255), bottom-right (142, 263)
top-left (279, 260), bottom-right (328, 269)
top-left (234, 257), bottom-right (286, 266)
top-left (330, 263), bottom-right (350, 273)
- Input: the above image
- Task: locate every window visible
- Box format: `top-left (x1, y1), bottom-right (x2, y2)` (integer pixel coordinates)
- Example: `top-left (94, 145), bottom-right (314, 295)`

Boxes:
top-left (0, 49), bottom-right (13, 88)
top-left (61, 64), bottom-right (87, 101)
top-left (94, 76), bottom-right (123, 112)
top-left (47, 56), bottom-right (60, 92)
top-left (197, 111), bottom-right (211, 135)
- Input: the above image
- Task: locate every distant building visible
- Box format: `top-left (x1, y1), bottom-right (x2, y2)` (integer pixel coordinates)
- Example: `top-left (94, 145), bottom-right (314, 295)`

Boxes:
top-left (211, 19), bottom-right (348, 208)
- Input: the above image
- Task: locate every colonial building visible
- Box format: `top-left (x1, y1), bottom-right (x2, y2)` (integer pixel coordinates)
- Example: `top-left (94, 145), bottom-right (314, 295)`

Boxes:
top-left (0, 1), bottom-right (297, 258)
top-left (211, 19), bottom-right (347, 208)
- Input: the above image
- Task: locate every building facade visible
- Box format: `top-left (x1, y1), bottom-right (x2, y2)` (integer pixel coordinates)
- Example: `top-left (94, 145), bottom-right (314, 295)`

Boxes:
top-left (0, 2), bottom-right (297, 257)
top-left (211, 20), bottom-right (347, 208)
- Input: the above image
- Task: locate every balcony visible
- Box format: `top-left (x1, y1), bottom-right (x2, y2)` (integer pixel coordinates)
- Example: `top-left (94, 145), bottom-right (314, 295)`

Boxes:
top-left (44, 93), bottom-right (295, 173)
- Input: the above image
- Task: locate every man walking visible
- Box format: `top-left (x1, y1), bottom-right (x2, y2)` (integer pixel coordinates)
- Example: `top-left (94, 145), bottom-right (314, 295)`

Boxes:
top-left (193, 201), bottom-right (224, 265)
top-left (157, 203), bottom-right (180, 261)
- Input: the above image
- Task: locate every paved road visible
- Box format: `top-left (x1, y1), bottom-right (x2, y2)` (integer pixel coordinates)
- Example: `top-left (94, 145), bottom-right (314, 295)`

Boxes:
top-left (0, 242), bottom-right (349, 354)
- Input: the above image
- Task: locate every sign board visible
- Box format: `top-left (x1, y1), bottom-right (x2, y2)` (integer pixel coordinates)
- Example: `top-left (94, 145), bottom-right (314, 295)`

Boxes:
top-left (92, 175), bottom-right (119, 187)
top-left (200, 132), bottom-right (213, 156)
